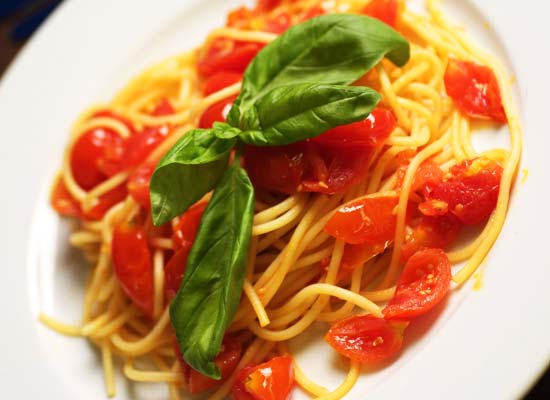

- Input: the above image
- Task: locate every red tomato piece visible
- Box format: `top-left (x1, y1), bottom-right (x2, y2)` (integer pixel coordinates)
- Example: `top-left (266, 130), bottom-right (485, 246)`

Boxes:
top-left (83, 184), bottom-right (128, 221)
top-left (198, 38), bottom-right (263, 79)
top-left (301, 5), bottom-right (326, 21)
top-left (127, 162), bottom-right (155, 209)
top-left (256, 0), bottom-right (283, 12)
top-left (233, 356), bottom-right (294, 400)
top-left (112, 222), bottom-right (154, 317)
top-left (401, 215), bottom-right (461, 261)
top-left (426, 158), bottom-right (503, 225)
top-left (311, 108), bottom-right (396, 148)
top-left (174, 336), bottom-right (242, 394)
top-left (151, 98), bottom-right (175, 116)
top-left (227, 7), bottom-right (253, 29)
top-left (199, 95), bottom-right (237, 129)
top-left (70, 127), bottom-right (125, 190)
top-left (444, 59), bottom-right (506, 123)
top-left (203, 72), bottom-right (243, 96)
top-left (164, 247), bottom-right (190, 302)
top-left (325, 315), bottom-right (407, 363)
top-left (93, 110), bottom-right (135, 132)
top-left (418, 199), bottom-right (449, 217)
top-left (341, 242), bottom-right (387, 270)
top-left (51, 176), bottom-right (81, 217)
top-left (325, 194), bottom-right (399, 245)
top-left (362, 0), bottom-right (399, 27)
top-left (172, 202), bottom-right (208, 251)
top-left (396, 160), bottom-right (444, 194)
top-left (121, 125), bottom-right (171, 170)
top-left (264, 12), bottom-right (292, 34)
top-left (384, 248), bottom-right (452, 320)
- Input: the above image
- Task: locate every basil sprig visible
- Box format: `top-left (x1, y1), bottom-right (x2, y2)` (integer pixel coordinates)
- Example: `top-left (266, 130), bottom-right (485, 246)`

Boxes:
top-left (150, 14), bottom-right (410, 379)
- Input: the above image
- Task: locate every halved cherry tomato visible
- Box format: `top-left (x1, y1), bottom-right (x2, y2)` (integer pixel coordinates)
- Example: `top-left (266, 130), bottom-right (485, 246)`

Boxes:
top-left (256, 0), bottom-right (283, 12)
top-left (83, 184), bottom-right (128, 221)
top-left (151, 98), bottom-right (175, 116)
top-left (401, 215), bottom-right (461, 261)
top-left (121, 125), bottom-right (171, 170)
top-left (51, 176), bottom-right (81, 217)
top-left (264, 12), bottom-right (292, 34)
top-left (70, 127), bottom-right (125, 190)
top-left (127, 162), bottom-right (155, 209)
top-left (199, 95), bottom-right (237, 129)
top-left (396, 160), bottom-right (444, 194)
top-left (164, 247), bottom-right (190, 302)
top-left (233, 356), bottom-right (294, 400)
top-left (174, 336), bottom-right (242, 394)
top-left (325, 315), bottom-right (407, 363)
top-left (112, 221), bottom-right (154, 317)
top-left (341, 242), bottom-right (387, 270)
top-left (311, 108), bottom-right (396, 148)
top-left (203, 72), bottom-right (243, 96)
top-left (425, 158), bottom-right (503, 225)
top-left (301, 5), bottom-right (326, 21)
top-left (362, 0), bottom-right (399, 27)
top-left (384, 248), bottom-right (452, 320)
top-left (325, 193), bottom-right (399, 245)
top-left (444, 59), bottom-right (506, 123)
top-left (198, 38), bottom-right (263, 79)
top-left (172, 202), bottom-right (208, 251)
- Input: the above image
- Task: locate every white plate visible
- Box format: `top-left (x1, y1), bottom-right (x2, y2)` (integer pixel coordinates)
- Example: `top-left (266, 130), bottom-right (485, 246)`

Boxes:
top-left (0, 0), bottom-right (549, 399)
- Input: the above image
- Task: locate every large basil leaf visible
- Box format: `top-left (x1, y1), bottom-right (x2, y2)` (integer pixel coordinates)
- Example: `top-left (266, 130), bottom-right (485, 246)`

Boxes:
top-left (238, 83), bottom-right (380, 146)
top-left (150, 129), bottom-right (236, 226)
top-left (170, 163), bottom-right (254, 379)
top-left (228, 14), bottom-right (409, 128)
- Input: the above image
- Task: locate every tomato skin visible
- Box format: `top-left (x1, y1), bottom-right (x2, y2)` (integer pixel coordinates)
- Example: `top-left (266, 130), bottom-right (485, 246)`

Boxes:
top-left (384, 248), bottom-right (452, 320)
top-left (164, 248), bottom-right (190, 302)
top-left (198, 38), bottom-right (263, 79)
top-left (121, 125), bottom-right (171, 170)
top-left (112, 222), bottom-right (154, 317)
top-left (325, 194), bottom-right (399, 245)
top-left (203, 72), bottom-right (243, 96)
top-left (362, 0), bottom-right (399, 27)
top-left (325, 315), bottom-right (407, 363)
top-left (401, 215), bottom-right (461, 261)
top-left (396, 160), bottom-right (444, 194)
top-left (444, 59), bottom-right (506, 123)
top-left (51, 176), bottom-right (81, 217)
top-left (311, 108), bottom-right (396, 148)
top-left (425, 158), bottom-right (503, 225)
top-left (233, 356), bottom-right (294, 400)
top-left (341, 242), bottom-right (387, 270)
top-left (256, 0), bottom-right (283, 12)
top-left (151, 98), bottom-right (175, 116)
top-left (301, 5), bottom-right (326, 21)
top-left (127, 162), bottom-right (155, 209)
top-left (199, 95), bottom-right (237, 129)
top-left (83, 184), bottom-right (128, 221)
top-left (70, 127), bottom-right (125, 190)
top-left (264, 12), bottom-right (292, 34)
top-left (172, 202), bottom-right (208, 251)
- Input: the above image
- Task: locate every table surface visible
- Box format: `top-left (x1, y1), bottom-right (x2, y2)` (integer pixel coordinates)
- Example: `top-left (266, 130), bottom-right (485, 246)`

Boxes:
top-left (0, 2), bottom-right (547, 399)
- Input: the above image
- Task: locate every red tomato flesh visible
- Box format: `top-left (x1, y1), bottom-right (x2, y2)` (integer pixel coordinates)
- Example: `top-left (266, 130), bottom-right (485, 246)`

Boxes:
top-left (203, 72), bottom-right (243, 96)
top-left (198, 38), bottom-right (263, 79)
top-left (121, 125), bottom-right (171, 170)
top-left (444, 59), bottom-right (507, 123)
top-left (384, 248), bottom-right (452, 320)
top-left (362, 0), bottom-right (399, 27)
top-left (199, 95), bottom-right (237, 129)
top-left (325, 194), bottom-right (399, 245)
top-left (164, 248), bottom-right (190, 302)
top-left (325, 315), bottom-right (407, 363)
top-left (401, 215), bottom-right (461, 261)
top-left (172, 202), bottom-right (208, 251)
top-left (51, 176), bottom-right (81, 217)
top-left (83, 184), bottom-right (128, 221)
top-left (112, 222), bottom-right (154, 317)
top-left (127, 162), bottom-right (155, 210)
top-left (233, 356), bottom-right (294, 400)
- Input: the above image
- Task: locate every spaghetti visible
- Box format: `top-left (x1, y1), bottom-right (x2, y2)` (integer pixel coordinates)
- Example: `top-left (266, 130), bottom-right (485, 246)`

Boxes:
top-left (43, 0), bottom-right (522, 399)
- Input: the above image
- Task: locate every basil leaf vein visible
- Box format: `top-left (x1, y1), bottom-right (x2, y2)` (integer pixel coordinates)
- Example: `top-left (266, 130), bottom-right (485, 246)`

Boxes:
top-left (170, 163), bottom-right (254, 379)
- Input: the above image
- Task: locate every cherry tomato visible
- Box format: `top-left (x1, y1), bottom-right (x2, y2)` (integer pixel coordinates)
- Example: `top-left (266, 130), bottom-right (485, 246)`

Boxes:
top-left (256, 0), bottom-right (283, 12)
top-left (198, 38), bottom-right (263, 79)
top-left (203, 72), bottom-right (243, 96)
top-left (396, 160), bottom-right (444, 194)
top-left (425, 158), bottom-right (503, 225)
top-left (93, 110), bottom-right (135, 132)
top-left (325, 315), bottom-right (407, 363)
top-left (401, 215), bottom-right (461, 261)
top-left (264, 12), bottom-right (292, 34)
top-left (174, 336), bottom-right (242, 394)
top-left (199, 95), bottom-right (237, 129)
top-left (301, 5), bottom-right (326, 21)
top-left (325, 194), bottom-right (399, 245)
top-left (233, 356), bottom-right (294, 400)
top-left (227, 7), bottom-right (254, 29)
top-left (362, 0), bottom-right (399, 27)
top-left (384, 248), bottom-right (452, 320)
top-left (151, 98), bottom-right (175, 116)
top-left (164, 248), bottom-right (190, 302)
top-left (112, 221), bottom-right (154, 317)
top-left (70, 127), bottom-right (125, 190)
top-left (172, 202), bottom-right (208, 251)
top-left (51, 176), bottom-right (81, 217)
top-left (83, 184), bottom-right (128, 221)
top-left (121, 125), bottom-right (171, 170)
top-left (341, 242), bottom-right (387, 270)
top-left (127, 162), bottom-right (155, 209)
top-left (444, 59), bottom-right (506, 123)
top-left (311, 108), bottom-right (396, 148)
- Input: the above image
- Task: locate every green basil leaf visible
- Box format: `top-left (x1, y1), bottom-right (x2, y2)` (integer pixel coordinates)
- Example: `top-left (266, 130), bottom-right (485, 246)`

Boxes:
top-left (238, 83), bottom-right (380, 146)
top-left (150, 129), bottom-right (236, 226)
top-left (170, 163), bottom-right (254, 379)
top-left (228, 14), bottom-right (409, 127)
top-left (212, 122), bottom-right (242, 140)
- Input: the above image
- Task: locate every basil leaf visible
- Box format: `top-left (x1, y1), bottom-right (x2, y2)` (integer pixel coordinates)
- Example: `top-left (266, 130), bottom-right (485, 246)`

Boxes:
top-left (238, 83), bottom-right (380, 146)
top-left (170, 163), bottom-right (254, 379)
top-left (212, 122), bottom-right (242, 140)
top-left (228, 14), bottom-right (409, 127)
top-left (150, 129), bottom-right (236, 226)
